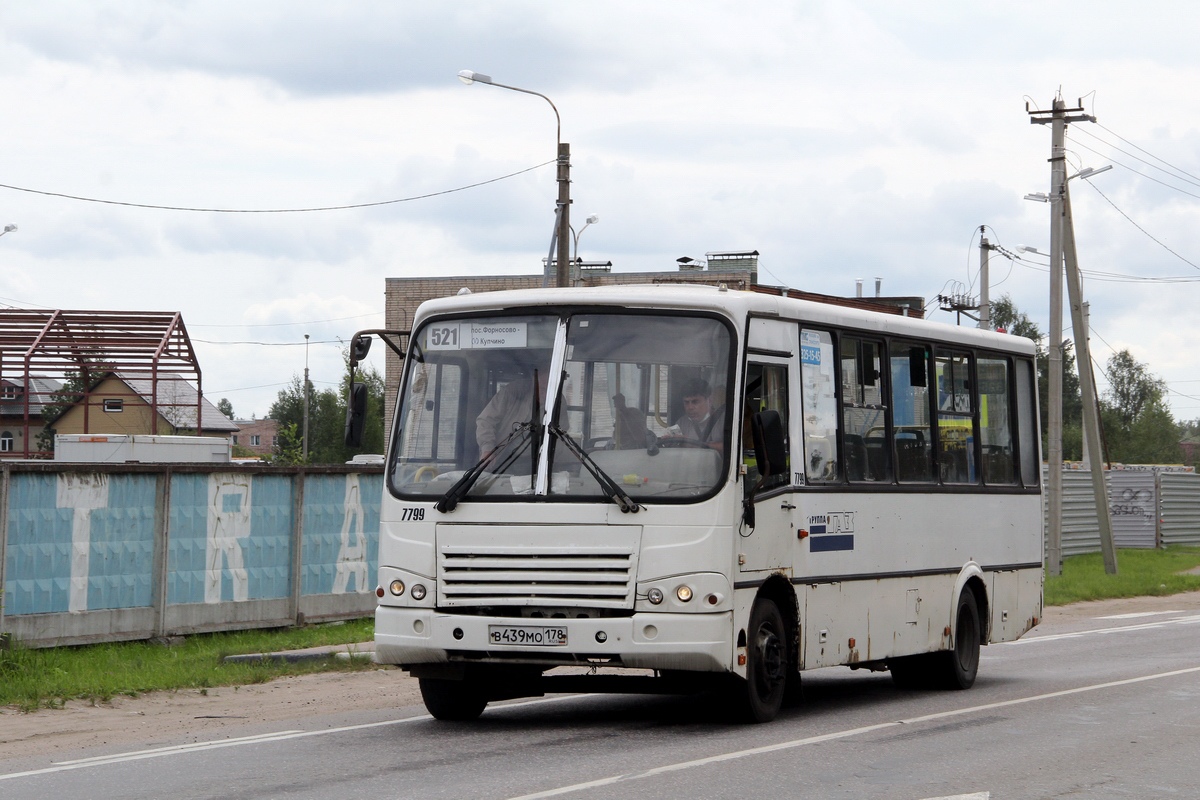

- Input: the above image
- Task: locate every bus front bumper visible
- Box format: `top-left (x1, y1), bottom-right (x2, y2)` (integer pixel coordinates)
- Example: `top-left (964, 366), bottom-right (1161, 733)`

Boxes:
top-left (375, 606), bottom-right (734, 673)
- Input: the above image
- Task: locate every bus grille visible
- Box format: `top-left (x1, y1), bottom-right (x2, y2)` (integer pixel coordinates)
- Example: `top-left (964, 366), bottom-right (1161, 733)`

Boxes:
top-left (436, 525), bottom-right (640, 609)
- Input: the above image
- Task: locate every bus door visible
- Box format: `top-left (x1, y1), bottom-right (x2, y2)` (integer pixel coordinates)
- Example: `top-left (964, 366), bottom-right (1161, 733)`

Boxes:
top-left (739, 322), bottom-right (799, 574)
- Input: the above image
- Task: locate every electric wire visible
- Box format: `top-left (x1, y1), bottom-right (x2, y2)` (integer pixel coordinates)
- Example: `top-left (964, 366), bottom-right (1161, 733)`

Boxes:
top-left (0, 160), bottom-right (554, 213)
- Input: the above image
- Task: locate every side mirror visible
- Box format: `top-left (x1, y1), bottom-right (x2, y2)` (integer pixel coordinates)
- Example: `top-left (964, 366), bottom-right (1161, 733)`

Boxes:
top-left (752, 409), bottom-right (787, 481)
top-left (344, 382), bottom-right (367, 447)
top-left (351, 335), bottom-right (372, 364)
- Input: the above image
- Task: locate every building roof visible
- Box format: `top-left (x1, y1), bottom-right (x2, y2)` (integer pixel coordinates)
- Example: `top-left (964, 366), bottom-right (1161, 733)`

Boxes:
top-left (0, 375), bottom-right (64, 416)
top-left (116, 372), bottom-right (239, 432)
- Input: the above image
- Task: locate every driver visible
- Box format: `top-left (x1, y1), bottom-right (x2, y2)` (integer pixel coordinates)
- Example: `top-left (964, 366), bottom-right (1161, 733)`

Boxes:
top-left (476, 368), bottom-right (549, 460)
top-left (668, 379), bottom-right (725, 453)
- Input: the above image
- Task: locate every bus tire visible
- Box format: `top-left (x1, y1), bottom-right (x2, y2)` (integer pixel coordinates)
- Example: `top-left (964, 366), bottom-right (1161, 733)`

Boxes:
top-left (735, 597), bottom-right (788, 723)
top-left (939, 588), bottom-right (981, 690)
top-left (419, 677), bottom-right (488, 721)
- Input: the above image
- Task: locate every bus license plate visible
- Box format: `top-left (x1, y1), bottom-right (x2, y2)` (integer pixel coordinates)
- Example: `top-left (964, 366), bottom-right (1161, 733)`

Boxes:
top-left (489, 625), bottom-right (568, 646)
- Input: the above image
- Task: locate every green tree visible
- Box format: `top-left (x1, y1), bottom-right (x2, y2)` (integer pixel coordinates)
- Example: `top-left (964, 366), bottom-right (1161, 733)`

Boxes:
top-left (217, 398), bottom-right (234, 420)
top-left (1099, 349), bottom-right (1180, 464)
top-left (990, 294), bottom-right (1083, 459)
top-left (266, 358), bottom-right (385, 464)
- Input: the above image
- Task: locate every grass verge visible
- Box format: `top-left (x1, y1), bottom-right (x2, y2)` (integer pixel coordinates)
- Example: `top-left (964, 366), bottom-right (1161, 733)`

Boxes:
top-left (0, 618), bottom-right (376, 712)
top-left (1045, 545), bottom-right (1200, 606)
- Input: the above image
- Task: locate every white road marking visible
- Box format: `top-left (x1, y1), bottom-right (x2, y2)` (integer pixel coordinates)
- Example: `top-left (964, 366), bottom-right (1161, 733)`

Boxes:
top-left (1007, 613), bottom-right (1200, 644)
top-left (921, 794), bottom-right (989, 800)
top-left (0, 695), bottom-right (576, 782)
top-left (502, 665), bottom-right (1200, 800)
top-left (1097, 610), bottom-right (1183, 620)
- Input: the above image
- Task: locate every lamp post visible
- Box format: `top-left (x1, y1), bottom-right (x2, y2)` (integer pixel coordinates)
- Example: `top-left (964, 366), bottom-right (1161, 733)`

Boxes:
top-left (571, 214), bottom-right (599, 284)
top-left (302, 334), bottom-right (310, 462)
top-left (459, 70), bottom-right (571, 288)
top-left (0, 224), bottom-right (16, 237)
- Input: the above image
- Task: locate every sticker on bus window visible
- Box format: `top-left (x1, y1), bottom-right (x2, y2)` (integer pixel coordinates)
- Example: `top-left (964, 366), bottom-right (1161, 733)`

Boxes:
top-left (801, 330), bottom-right (823, 365)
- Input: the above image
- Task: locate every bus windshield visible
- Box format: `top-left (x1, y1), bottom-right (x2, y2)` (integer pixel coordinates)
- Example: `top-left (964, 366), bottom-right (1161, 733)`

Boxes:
top-left (390, 311), bottom-right (733, 503)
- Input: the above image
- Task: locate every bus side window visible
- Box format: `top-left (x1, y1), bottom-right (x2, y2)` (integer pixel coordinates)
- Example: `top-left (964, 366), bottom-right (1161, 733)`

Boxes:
top-left (935, 351), bottom-right (977, 484)
top-left (889, 342), bottom-right (935, 483)
top-left (800, 329), bottom-right (838, 483)
top-left (743, 363), bottom-right (789, 493)
top-left (979, 356), bottom-right (1017, 485)
top-left (840, 336), bottom-right (890, 483)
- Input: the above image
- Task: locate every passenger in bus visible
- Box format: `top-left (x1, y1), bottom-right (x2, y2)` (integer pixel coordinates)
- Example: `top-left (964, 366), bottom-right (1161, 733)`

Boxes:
top-left (476, 369), bottom-right (549, 460)
top-left (666, 379), bottom-right (725, 453)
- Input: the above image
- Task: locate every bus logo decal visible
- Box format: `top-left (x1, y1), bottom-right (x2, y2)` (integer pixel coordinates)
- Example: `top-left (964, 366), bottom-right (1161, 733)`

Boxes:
top-left (808, 512), bottom-right (855, 552)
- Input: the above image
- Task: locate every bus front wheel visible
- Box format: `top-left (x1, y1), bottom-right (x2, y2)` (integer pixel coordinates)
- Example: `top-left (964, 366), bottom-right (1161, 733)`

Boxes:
top-left (734, 597), bottom-right (788, 723)
top-left (419, 677), bottom-right (488, 721)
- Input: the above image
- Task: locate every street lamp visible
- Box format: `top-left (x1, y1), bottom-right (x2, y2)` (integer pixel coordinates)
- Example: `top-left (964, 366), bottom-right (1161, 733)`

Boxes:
top-left (458, 70), bottom-right (571, 289)
top-left (303, 334), bottom-right (310, 462)
top-left (0, 224), bottom-right (16, 237)
top-left (571, 214), bottom-right (599, 283)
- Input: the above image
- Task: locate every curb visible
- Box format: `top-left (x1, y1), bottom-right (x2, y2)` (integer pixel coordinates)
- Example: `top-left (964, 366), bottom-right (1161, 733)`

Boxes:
top-left (222, 644), bottom-right (376, 665)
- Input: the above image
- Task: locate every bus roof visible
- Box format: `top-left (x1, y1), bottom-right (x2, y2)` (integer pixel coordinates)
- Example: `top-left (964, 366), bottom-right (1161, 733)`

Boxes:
top-left (412, 284), bottom-right (1036, 356)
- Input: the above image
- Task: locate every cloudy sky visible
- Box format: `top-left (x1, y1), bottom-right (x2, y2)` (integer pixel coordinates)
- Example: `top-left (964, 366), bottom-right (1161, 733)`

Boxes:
top-left (3, 1), bottom-right (1200, 421)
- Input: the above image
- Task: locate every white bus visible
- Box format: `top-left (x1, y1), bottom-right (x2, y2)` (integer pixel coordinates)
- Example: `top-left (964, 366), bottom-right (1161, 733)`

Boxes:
top-left (361, 284), bottom-right (1043, 723)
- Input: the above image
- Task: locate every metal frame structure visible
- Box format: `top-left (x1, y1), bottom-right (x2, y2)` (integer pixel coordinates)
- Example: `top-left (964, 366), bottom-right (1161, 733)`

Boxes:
top-left (0, 309), bottom-right (204, 458)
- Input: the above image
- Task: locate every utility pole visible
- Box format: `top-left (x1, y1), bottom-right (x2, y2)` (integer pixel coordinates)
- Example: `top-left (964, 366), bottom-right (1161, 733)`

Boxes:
top-left (556, 142), bottom-right (572, 289)
top-left (1029, 94), bottom-right (1116, 575)
top-left (1064, 183), bottom-right (1118, 574)
top-left (978, 227), bottom-right (993, 330)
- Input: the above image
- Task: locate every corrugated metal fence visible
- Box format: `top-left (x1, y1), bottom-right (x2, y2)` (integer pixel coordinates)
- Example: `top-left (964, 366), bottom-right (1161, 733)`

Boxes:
top-left (1, 462), bottom-right (383, 649)
top-left (1047, 467), bottom-right (1200, 556)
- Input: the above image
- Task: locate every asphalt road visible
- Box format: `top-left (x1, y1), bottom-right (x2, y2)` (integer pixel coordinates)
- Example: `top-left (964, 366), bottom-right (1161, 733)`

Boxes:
top-left (3, 603), bottom-right (1199, 799)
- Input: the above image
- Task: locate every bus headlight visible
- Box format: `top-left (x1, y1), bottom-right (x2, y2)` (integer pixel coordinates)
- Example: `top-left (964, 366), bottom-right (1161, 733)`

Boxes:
top-left (675, 585), bottom-right (694, 603)
top-left (389, 580), bottom-right (405, 596)
top-left (647, 588), bottom-right (664, 605)
top-left (410, 583), bottom-right (427, 601)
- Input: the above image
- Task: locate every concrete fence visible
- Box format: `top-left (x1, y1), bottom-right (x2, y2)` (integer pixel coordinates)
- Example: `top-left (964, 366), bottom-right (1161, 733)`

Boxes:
top-left (1, 462), bottom-right (383, 649)
top-left (7, 462), bottom-right (1199, 649)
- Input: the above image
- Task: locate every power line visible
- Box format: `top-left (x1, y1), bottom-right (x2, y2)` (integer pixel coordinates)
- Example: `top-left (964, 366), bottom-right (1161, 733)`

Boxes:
top-left (0, 160), bottom-right (554, 213)
top-left (192, 313), bottom-right (382, 328)
top-left (1083, 181), bottom-right (1200, 273)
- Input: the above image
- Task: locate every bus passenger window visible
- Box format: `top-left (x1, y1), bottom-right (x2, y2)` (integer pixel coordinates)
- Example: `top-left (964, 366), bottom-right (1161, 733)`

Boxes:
top-left (936, 351), bottom-right (977, 484)
top-left (840, 337), bottom-right (890, 482)
top-left (978, 357), bottom-right (1017, 484)
top-left (889, 342), bottom-right (934, 482)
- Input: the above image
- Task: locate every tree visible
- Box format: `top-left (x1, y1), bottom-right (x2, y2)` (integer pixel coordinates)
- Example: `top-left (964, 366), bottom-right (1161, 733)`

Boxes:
top-left (1100, 349), bottom-right (1180, 464)
top-left (990, 294), bottom-right (1083, 459)
top-left (265, 357), bottom-right (386, 464)
top-left (217, 398), bottom-right (234, 420)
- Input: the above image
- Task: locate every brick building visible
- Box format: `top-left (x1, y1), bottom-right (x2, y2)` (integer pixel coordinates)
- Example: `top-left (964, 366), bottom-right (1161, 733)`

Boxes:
top-left (231, 418), bottom-right (280, 457)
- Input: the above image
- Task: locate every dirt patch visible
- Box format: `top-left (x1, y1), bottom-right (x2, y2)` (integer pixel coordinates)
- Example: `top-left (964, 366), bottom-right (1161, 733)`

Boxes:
top-left (0, 666), bottom-right (422, 763)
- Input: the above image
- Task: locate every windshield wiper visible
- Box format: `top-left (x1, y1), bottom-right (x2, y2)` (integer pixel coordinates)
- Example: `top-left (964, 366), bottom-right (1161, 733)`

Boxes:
top-left (550, 424), bottom-right (640, 514)
top-left (435, 424), bottom-right (532, 513)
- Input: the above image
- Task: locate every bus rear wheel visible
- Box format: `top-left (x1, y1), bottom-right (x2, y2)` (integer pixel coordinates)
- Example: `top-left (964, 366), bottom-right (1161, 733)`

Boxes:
top-left (939, 588), bottom-right (980, 689)
top-left (889, 588), bottom-right (980, 690)
top-left (419, 677), bottom-right (488, 721)
top-left (734, 597), bottom-right (788, 723)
